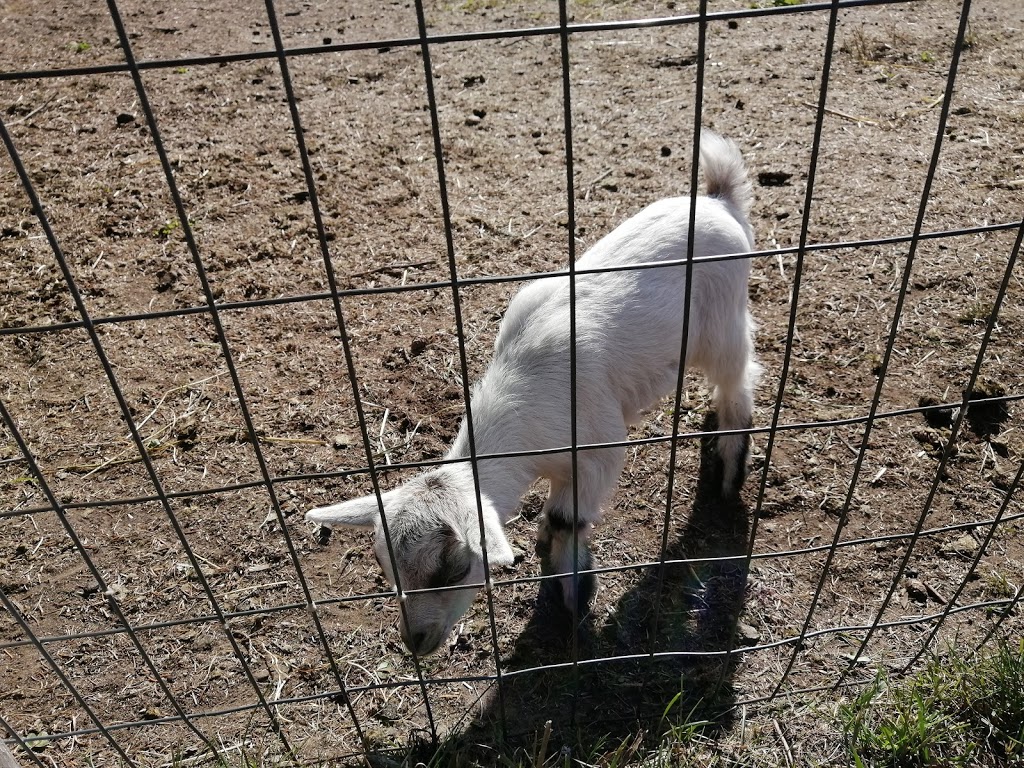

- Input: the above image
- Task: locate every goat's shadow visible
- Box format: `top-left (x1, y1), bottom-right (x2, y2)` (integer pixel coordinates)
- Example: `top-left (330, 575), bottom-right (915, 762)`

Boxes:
top-left (433, 416), bottom-right (752, 760)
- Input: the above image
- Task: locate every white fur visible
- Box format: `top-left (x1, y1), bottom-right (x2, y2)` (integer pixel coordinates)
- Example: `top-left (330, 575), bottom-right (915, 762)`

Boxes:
top-left (308, 131), bottom-right (759, 656)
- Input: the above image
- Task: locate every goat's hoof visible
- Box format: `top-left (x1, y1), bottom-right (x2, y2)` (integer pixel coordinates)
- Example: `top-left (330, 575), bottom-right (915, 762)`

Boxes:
top-left (559, 572), bottom-right (598, 616)
top-left (720, 468), bottom-right (746, 499)
top-left (539, 571), bottom-right (597, 616)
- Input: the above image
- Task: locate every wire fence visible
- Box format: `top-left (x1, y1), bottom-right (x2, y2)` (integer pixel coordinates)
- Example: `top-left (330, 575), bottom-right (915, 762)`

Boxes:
top-left (1, 0), bottom-right (1023, 764)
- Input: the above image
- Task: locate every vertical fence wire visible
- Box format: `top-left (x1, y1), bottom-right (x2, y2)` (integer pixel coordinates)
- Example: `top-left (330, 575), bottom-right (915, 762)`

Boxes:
top-left (258, 0), bottom-right (389, 748)
top-left (99, 1), bottom-right (298, 757)
top-left (900, 216), bottom-right (1024, 671)
top-left (648, 0), bottom-right (708, 658)
top-left (411, 0), bottom-right (510, 740)
top-left (0, 115), bottom-right (227, 763)
top-left (555, 0), bottom-right (585, 725)
top-left (751, 0), bottom-right (848, 700)
top-left (830, 0), bottom-right (976, 685)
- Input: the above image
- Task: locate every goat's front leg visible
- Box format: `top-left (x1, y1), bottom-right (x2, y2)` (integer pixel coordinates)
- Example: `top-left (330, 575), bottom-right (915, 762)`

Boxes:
top-left (536, 504), bottom-right (597, 615)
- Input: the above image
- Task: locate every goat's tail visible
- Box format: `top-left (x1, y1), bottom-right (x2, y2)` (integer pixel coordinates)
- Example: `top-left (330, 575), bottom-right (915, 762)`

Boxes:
top-left (700, 131), bottom-right (754, 218)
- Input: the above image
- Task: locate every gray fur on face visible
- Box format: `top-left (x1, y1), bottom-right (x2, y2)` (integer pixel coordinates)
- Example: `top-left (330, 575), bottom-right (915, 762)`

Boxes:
top-left (379, 473), bottom-right (474, 591)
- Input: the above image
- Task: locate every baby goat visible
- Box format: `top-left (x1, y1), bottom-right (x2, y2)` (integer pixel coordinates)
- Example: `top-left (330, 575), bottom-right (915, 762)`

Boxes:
top-left (308, 131), bottom-right (758, 657)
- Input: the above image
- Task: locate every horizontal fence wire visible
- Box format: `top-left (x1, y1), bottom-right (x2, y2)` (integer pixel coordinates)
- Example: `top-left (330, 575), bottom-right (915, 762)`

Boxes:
top-left (2, 501), bottom-right (1022, 655)
top-left (0, 0), bottom-right (918, 84)
top-left (2, 221), bottom-right (1021, 338)
top-left (2, 0), bottom-right (1022, 763)
top-left (3, 389), bottom-right (1021, 522)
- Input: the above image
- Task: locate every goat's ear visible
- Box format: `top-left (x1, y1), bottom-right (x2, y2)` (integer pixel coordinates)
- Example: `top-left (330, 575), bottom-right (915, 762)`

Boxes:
top-left (306, 492), bottom-right (390, 529)
top-left (464, 500), bottom-right (515, 567)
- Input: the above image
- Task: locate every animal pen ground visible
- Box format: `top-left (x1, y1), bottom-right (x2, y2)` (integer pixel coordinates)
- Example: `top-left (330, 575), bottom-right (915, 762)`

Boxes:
top-left (1, 0), bottom-right (1023, 765)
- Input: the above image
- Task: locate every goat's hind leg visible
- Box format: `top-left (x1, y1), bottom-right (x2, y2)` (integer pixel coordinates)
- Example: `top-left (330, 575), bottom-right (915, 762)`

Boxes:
top-left (708, 325), bottom-right (757, 497)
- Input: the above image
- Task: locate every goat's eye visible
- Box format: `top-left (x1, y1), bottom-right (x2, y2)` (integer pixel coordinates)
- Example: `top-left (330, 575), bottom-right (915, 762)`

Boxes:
top-left (429, 561), bottom-right (471, 589)
top-left (450, 563), bottom-right (471, 584)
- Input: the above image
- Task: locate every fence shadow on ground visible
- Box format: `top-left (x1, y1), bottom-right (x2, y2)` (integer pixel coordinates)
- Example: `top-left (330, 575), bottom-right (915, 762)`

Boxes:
top-left (410, 415), bottom-right (752, 763)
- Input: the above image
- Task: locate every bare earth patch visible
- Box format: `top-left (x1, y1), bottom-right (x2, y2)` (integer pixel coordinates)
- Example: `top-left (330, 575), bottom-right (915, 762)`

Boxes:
top-left (1, 0), bottom-right (1023, 765)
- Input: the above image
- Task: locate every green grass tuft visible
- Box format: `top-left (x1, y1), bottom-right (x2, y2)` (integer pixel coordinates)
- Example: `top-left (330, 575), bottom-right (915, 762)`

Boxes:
top-left (840, 638), bottom-right (1024, 767)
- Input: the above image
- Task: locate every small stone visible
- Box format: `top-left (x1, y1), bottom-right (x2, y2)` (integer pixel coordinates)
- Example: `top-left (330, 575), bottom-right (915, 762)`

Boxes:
top-left (735, 622), bottom-right (760, 646)
top-left (947, 533), bottom-right (979, 557)
top-left (331, 433), bottom-right (355, 449)
top-left (465, 114), bottom-right (482, 126)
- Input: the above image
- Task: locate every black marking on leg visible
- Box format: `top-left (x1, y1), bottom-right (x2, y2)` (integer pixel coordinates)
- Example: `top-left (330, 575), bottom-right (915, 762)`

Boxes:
top-left (539, 546), bottom-right (597, 615)
top-left (574, 547), bottom-right (597, 611)
top-left (723, 430), bottom-right (752, 497)
top-left (735, 435), bottom-right (750, 484)
top-left (545, 508), bottom-right (588, 531)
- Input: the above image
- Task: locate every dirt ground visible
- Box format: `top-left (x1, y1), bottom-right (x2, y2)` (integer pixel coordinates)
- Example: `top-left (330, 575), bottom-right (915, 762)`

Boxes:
top-left (2, 0), bottom-right (1023, 765)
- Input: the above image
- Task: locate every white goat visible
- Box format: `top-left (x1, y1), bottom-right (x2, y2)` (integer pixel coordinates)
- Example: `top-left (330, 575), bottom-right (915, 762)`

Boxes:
top-left (308, 131), bottom-right (758, 657)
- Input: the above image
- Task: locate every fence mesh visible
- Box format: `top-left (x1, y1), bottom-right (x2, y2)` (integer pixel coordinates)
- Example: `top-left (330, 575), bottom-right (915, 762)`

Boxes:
top-left (2, 0), bottom-right (1023, 765)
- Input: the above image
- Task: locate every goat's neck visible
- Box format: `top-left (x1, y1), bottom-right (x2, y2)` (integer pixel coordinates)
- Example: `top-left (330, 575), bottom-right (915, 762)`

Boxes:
top-left (443, 374), bottom-right (538, 523)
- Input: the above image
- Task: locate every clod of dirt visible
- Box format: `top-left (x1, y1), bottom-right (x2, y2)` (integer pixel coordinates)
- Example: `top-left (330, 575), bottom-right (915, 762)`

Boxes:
top-left (154, 268), bottom-right (178, 292)
top-left (653, 54), bottom-right (697, 68)
top-left (382, 346), bottom-right (410, 369)
top-left (905, 577), bottom-right (929, 603)
top-left (918, 395), bottom-right (954, 429)
top-left (911, 428), bottom-right (946, 455)
top-left (758, 171), bottom-right (793, 187)
top-left (174, 419), bottom-right (200, 449)
top-left (116, 112), bottom-right (136, 126)
top-left (966, 377), bottom-right (1010, 437)
top-left (409, 338), bottom-right (428, 357)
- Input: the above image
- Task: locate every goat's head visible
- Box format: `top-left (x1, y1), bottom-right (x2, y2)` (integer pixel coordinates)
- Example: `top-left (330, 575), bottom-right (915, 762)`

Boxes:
top-left (307, 471), bottom-right (514, 656)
